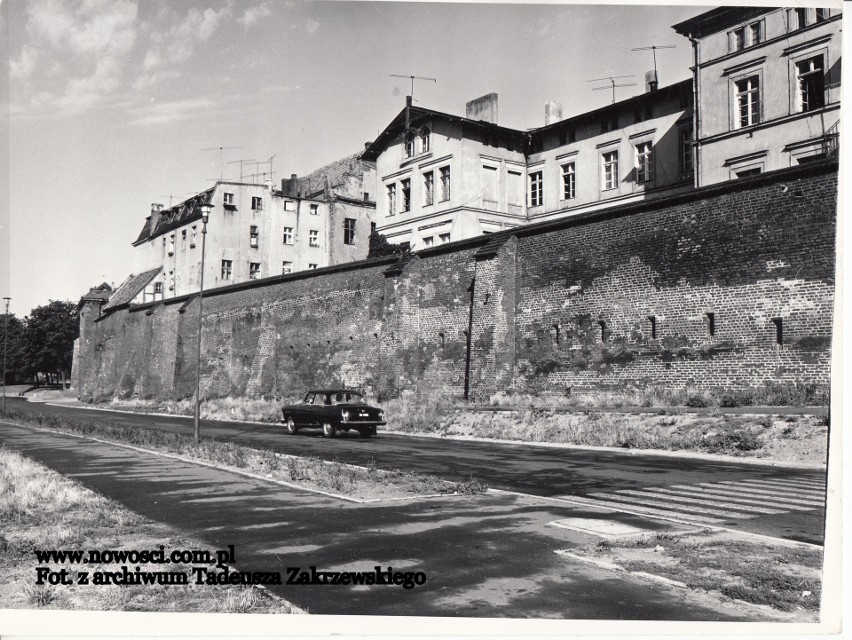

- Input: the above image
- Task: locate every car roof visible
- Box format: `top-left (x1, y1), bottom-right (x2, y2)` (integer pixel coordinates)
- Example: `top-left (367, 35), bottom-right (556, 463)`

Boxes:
top-left (307, 388), bottom-right (363, 395)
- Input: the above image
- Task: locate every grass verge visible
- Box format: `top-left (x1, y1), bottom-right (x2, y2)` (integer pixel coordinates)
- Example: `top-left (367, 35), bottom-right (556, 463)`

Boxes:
top-left (2, 409), bottom-right (487, 501)
top-left (576, 530), bottom-right (822, 618)
top-left (0, 447), bottom-right (299, 613)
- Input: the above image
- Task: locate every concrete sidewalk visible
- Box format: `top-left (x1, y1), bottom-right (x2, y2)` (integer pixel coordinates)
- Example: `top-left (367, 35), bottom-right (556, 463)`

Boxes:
top-left (0, 419), bottom-right (803, 621)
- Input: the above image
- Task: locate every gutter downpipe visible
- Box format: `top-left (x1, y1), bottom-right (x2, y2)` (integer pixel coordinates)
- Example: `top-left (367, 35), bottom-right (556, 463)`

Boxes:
top-left (690, 35), bottom-right (701, 189)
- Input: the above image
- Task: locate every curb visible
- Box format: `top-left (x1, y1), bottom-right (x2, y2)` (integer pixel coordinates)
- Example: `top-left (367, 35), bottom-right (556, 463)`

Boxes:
top-left (554, 550), bottom-right (687, 589)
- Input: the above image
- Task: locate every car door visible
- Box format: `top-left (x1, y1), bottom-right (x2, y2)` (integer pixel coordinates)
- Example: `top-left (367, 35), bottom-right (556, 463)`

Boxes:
top-left (293, 393), bottom-right (313, 426)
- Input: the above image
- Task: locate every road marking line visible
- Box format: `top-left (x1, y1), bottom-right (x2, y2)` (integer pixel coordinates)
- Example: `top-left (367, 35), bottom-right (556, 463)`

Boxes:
top-left (666, 485), bottom-right (820, 511)
top-left (628, 488), bottom-right (788, 514)
top-left (706, 482), bottom-right (824, 504)
top-left (740, 479), bottom-right (826, 491)
top-left (561, 495), bottom-right (725, 524)
top-left (490, 489), bottom-right (824, 549)
top-left (595, 490), bottom-right (756, 519)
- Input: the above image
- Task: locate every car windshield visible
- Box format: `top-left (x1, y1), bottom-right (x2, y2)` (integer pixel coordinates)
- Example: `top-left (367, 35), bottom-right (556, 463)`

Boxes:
top-left (330, 392), bottom-right (365, 405)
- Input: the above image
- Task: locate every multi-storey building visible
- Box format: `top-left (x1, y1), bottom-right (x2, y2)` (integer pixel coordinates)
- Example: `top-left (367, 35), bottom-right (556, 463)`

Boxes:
top-left (672, 5), bottom-right (841, 184)
top-left (362, 94), bottom-right (528, 249)
top-left (364, 80), bottom-right (695, 247)
top-left (524, 79), bottom-right (694, 222)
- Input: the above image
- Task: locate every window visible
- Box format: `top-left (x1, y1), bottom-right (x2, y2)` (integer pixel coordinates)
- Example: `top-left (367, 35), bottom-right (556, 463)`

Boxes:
top-left (282, 227), bottom-right (293, 245)
top-left (153, 282), bottom-right (163, 294)
top-left (420, 127), bottom-right (430, 153)
top-left (796, 56), bottom-right (825, 112)
top-left (387, 183), bottom-right (397, 216)
top-left (439, 166), bottom-right (451, 201)
top-left (223, 192), bottom-right (234, 206)
top-left (635, 141), bottom-right (654, 184)
top-left (602, 150), bottom-right (619, 190)
top-left (401, 178), bottom-right (411, 212)
top-left (168, 234), bottom-right (175, 255)
top-left (284, 200), bottom-right (295, 211)
top-left (310, 204), bottom-right (319, 215)
top-left (343, 218), bottom-right (356, 245)
top-left (529, 171), bottom-right (543, 207)
top-left (730, 21), bottom-right (762, 52)
top-left (249, 225), bottom-right (259, 248)
top-left (308, 264), bottom-right (318, 270)
top-left (561, 163), bottom-right (576, 200)
top-left (736, 167), bottom-right (762, 178)
top-left (249, 262), bottom-right (261, 279)
top-left (282, 261), bottom-right (292, 275)
top-left (815, 8), bottom-right (829, 22)
top-left (482, 165), bottom-right (498, 208)
top-left (221, 260), bottom-right (232, 280)
top-left (423, 171), bottom-right (434, 206)
top-left (405, 134), bottom-right (415, 158)
top-left (706, 312), bottom-right (716, 338)
top-left (735, 75), bottom-right (760, 128)
top-left (790, 7), bottom-right (808, 31)
top-left (181, 229), bottom-right (187, 250)
top-left (168, 270), bottom-right (175, 291)
top-left (439, 232), bottom-right (451, 244)
top-left (648, 316), bottom-right (657, 339)
top-left (190, 226), bottom-right (197, 248)
top-left (679, 126), bottom-right (694, 174)
top-left (309, 229), bottom-right (319, 247)
top-left (251, 196), bottom-right (263, 211)
top-left (422, 235), bottom-right (434, 247)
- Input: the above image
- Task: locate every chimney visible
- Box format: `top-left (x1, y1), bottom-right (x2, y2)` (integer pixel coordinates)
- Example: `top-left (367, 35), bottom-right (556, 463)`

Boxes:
top-left (544, 100), bottom-right (563, 126)
top-left (364, 141), bottom-right (372, 150)
top-left (645, 70), bottom-right (659, 93)
top-left (465, 93), bottom-right (498, 124)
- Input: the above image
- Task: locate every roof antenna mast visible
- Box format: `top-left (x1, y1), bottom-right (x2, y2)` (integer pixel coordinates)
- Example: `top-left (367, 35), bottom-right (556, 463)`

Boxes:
top-left (587, 75), bottom-right (637, 104)
top-left (201, 146), bottom-right (242, 181)
top-left (631, 44), bottom-right (677, 78)
top-left (390, 74), bottom-right (437, 102)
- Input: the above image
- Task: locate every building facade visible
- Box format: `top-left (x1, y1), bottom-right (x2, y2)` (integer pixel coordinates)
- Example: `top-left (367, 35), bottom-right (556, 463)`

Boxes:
top-left (363, 94), bottom-right (528, 249)
top-left (673, 6), bottom-right (841, 185)
top-left (130, 179), bottom-right (375, 304)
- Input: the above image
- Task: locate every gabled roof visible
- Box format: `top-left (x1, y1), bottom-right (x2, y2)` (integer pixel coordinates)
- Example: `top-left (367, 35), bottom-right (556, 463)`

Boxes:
top-left (362, 104), bottom-right (527, 162)
top-left (133, 187), bottom-right (215, 246)
top-left (103, 267), bottom-right (162, 312)
top-left (672, 6), bottom-right (776, 38)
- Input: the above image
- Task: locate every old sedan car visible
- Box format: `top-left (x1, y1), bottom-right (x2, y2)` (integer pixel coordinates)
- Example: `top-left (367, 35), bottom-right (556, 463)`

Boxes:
top-left (281, 389), bottom-right (386, 438)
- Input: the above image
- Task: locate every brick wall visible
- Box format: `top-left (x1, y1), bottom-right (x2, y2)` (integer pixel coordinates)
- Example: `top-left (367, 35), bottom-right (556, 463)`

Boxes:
top-left (76, 162), bottom-right (836, 402)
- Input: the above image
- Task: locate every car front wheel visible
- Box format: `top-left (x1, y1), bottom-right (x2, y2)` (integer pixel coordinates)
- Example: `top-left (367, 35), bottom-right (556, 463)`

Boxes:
top-left (285, 417), bottom-right (298, 435)
top-left (322, 422), bottom-right (337, 438)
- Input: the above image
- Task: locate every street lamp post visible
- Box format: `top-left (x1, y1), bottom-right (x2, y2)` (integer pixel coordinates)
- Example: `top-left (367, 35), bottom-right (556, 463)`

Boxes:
top-left (194, 201), bottom-right (213, 443)
top-left (2, 297), bottom-right (10, 415)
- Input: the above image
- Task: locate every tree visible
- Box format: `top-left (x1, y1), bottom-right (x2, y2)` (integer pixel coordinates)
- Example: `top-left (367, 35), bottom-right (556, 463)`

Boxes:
top-left (367, 231), bottom-right (406, 258)
top-left (23, 301), bottom-right (79, 386)
top-left (1, 313), bottom-right (25, 385)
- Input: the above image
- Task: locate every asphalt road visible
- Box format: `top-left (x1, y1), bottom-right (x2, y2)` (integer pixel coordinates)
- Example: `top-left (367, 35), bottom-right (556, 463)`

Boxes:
top-left (3, 398), bottom-right (827, 544)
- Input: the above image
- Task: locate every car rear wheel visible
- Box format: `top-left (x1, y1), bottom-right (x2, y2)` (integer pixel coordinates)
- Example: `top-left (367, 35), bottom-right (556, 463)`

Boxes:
top-left (285, 417), bottom-right (298, 435)
top-left (322, 422), bottom-right (337, 438)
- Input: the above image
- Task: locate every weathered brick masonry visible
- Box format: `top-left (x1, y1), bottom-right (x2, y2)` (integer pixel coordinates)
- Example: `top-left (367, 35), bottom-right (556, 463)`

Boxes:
top-left (75, 162), bottom-right (836, 402)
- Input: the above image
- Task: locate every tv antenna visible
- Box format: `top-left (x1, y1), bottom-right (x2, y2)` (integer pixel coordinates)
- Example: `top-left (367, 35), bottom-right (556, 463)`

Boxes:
top-left (226, 158), bottom-right (257, 182)
top-left (588, 75), bottom-right (637, 104)
top-left (631, 45), bottom-right (677, 77)
top-left (248, 156), bottom-right (276, 184)
top-left (390, 74), bottom-right (437, 101)
top-left (201, 146), bottom-right (242, 181)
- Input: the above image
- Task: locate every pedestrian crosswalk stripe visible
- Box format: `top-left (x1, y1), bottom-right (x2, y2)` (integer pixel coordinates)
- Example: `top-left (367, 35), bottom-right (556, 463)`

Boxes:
top-left (604, 489), bottom-right (783, 518)
top-left (643, 488), bottom-right (793, 513)
top-left (667, 485), bottom-right (819, 510)
top-left (561, 475), bottom-right (826, 525)
top-left (742, 477), bottom-right (825, 487)
top-left (558, 494), bottom-right (725, 524)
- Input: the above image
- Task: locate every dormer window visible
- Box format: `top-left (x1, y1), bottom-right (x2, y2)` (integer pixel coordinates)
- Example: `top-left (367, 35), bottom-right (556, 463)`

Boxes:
top-left (405, 133), bottom-right (416, 159)
top-left (420, 127), bottom-right (431, 153)
top-left (729, 20), bottom-right (763, 51)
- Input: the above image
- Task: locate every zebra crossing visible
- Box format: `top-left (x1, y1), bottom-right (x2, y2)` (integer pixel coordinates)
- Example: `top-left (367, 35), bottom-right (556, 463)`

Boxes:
top-left (558, 475), bottom-right (826, 525)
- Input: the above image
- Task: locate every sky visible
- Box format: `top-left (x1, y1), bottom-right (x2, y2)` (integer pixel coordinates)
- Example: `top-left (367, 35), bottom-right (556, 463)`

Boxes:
top-left (0, 0), bottom-right (721, 317)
